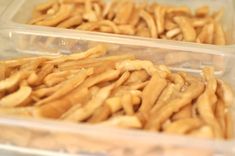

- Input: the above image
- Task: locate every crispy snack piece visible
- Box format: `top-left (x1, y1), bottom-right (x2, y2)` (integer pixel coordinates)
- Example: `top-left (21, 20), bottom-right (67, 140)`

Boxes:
top-left (174, 16), bottom-right (196, 42)
top-left (36, 68), bottom-right (93, 106)
top-left (140, 72), bottom-right (167, 113)
top-left (213, 22), bottom-right (226, 45)
top-left (146, 73), bottom-right (204, 131)
top-left (195, 6), bottom-right (209, 17)
top-left (36, 4), bottom-right (74, 26)
top-left (189, 125), bottom-right (214, 139)
top-left (100, 115), bottom-right (142, 129)
top-left (63, 83), bottom-right (115, 122)
top-left (139, 10), bottom-right (158, 38)
top-left (172, 104), bottom-right (192, 121)
top-left (114, 0), bottom-right (134, 25)
top-left (154, 5), bottom-right (166, 34)
top-left (88, 105), bottom-right (111, 123)
top-left (196, 67), bottom-right (223, 138)
top-left (34, 88), bottom-right (90, 118)
top-left (0, 86), bottom-right (32, 107)
top-left (57, 15), bottom-right (82, 28)
top-left (164, 118), bottom-right (203, 134)
top-left (197, 23), bottom-right (214, 44)
top-left (0, 71), bottom-right (29, 92)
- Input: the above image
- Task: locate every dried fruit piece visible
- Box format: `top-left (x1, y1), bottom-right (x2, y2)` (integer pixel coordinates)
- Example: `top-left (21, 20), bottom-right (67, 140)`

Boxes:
top-left (0, 86), bottom-right (32, 107)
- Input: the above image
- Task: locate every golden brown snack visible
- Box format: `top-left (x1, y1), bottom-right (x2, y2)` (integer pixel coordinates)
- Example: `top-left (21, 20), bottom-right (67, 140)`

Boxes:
top-left (29, 0), bottom-right (227, 45)
top-left (0, 45), bottom-right (232, 141)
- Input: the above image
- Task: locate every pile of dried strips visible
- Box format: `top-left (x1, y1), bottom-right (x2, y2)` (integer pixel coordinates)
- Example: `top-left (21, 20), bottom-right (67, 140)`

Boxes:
top-left (0, 45), bottom-right (233, 139)
top-left (29, 0), bottom-right (226, 45)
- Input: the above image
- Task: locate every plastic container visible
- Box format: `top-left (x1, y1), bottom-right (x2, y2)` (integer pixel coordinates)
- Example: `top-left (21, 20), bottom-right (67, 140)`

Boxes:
top-left (0, 0), bottom-right (235, 55)
top-left (0, 1), bottom-right (234, 156)
top-left (0, 28), bottom-right (234, 156)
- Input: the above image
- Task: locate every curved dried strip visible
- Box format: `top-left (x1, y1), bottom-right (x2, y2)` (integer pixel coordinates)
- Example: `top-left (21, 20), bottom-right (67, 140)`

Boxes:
top-left (225, 112), bottom-right (233, 139)
top-left (166, 28), bottom-right (181, 39)
top-left (59, 54), bottom-right (134, 68)
top-left (100, 115), bottom-right (142, 129)
top-left (167, 73), bottom-right (184, 90)
top-left (49, 45), bottom-right (107, 64)
top-left (33, 84), bottom-right (62, 98)
top-left (102, 0), bottom-right (114, 18)
top-left (114, 72), bottom-right (130, 89)
top-left (146, 74), bottom-right (204, 131)
top-left (189, 126), bottom-right (214, 139)
top-left (0, 107), bottom-right (33, 117)
top-left (150, 83), bottom-right (175, 114)
top-left (32, 64), bottom-right (54, 86)
top-left (83, 0), bottom-right (98, 22)
top-left (192, 18), bottom-right (210, 27)
top-left (63, 83), bottom-right (115, 122)
top-left (136, 28), bottom-right (151, 37)
top-left (165, 19), bottom-right (177, 30)
top-left (57, 15), bottom-right (82, 28)
top-left (212, 8), bottom-right (224, 22)
top-left (174, 16), bottom-right (196, 42)
top-left (125, 70), bottom-right (149, 84)
top-left (167, 6), bottom-right (191, 15)
top-left (35, 0), bottom-right (56, 11)
top-left (99, 26), bottom-right (113, 33)
top-left (36, 4), bottom-right (74, 26)
top-left (105, 96), bottom-right (121, 113)
top-left (116, 60), bottom-right (159, 76)
top-left (215, 99), bottom-right (226, 136)
top-left (196, 67), bottom-right (223, 138)
top-left (114, 0), bottom-right (134, 24)
top-left (81, 69), bottom-right (120, 88)
top-left (99, 20), bottom-right (120, 34)
top-left (127, 81), bottom-right (149, 90)
top-left (139, 10), bottom-right (158, 38)
top-left (44, 71), bottom-right (70, 84)
top-left (0, 71), bottom-right (28, 92)
top-left (44, 77), bottom-right (66, 87)
top-left (88, 105), bottom-right (111, 123)
top-left (213, 22), bottom-right (226, 45)
top-left (47, 3), bottom-right (59, 15)
top-left (216, 79), bottom-right (233, 107)
top-left (195, 6), bottom-right (209, 17)
top-left (34, 88), bottom-right (89, 118)
top-left (128, 8), bottom-right (140, 27)
top-left (28, 14), bottom-right (48, 25)
top-left (140, 72), bottom-right (167, 113)
top-left (164, 118), bottom-right (203, 134)
top-left (93, 3), bottom-right (102, 19)
top-left (118, 25), bottom-right (135, 35)
top-left (0, 86), bottom-right (32, 107)
top-left (154, 5), bottom-right (166, 34)
top-left (36, 68), bottom-right (93, 106)
top-left (77, 21), bottom-right (99, 31)
top-left (172, 104), bottom-right (192, 121)
top-left (121, 93), bottom-right (134, 115)
top-left (196, 23), bottom-right (214, 44)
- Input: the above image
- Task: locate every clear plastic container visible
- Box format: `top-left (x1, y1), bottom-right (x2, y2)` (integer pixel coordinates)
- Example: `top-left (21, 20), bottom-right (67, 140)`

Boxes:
top-left (0, 0), bottom-right (234, 155)
top-left (0, 27), bottom-right (234, 156)
top-left (0, 0), bottom-right (235, 55)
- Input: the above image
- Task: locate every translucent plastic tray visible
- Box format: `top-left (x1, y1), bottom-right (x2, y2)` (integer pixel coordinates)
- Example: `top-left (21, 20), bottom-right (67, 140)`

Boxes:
top-left (0, 31), bottom-right (234, 156)
top-left (0, 0), bottom-right (235, 55)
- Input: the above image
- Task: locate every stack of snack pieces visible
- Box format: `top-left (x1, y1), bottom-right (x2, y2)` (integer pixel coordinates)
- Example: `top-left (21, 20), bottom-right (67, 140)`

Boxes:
top-left (29, 0), bottom-right (226, 45)
top-left (0, 45), bottom-right (233, 139)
